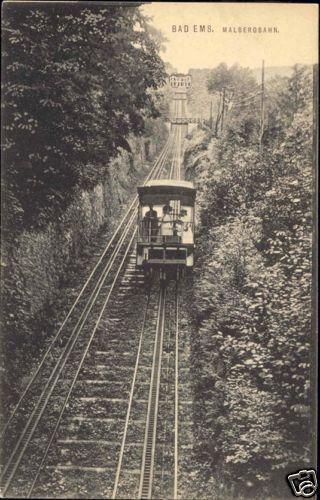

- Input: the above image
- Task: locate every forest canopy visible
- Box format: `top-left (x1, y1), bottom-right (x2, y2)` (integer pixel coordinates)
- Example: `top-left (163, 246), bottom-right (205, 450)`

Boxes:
top-left (2, 3), bottom-right (166, 232)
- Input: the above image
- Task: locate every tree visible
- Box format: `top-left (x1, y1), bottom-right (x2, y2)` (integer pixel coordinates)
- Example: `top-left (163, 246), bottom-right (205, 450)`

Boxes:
top-left (2, 3), bottom-right (166, 233)
top-left (207, 63), bottom-right (258, 136)
top-left (185, 64), bottom-right (314, 495)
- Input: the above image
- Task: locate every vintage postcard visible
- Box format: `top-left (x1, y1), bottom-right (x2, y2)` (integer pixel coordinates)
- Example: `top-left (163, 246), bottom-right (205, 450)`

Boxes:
top-left (1, 1), bottom-right (318, 499)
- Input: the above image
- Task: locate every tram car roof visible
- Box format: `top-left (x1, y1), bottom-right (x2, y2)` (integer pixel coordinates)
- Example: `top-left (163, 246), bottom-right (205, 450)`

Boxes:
top-left (138, 180), bottom-right (196, 204)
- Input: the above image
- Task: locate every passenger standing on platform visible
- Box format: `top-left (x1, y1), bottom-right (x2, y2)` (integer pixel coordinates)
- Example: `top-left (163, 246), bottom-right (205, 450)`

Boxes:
top-left (162, 200), bottom-right (172, 215)
top-left (160, 204), bottom-right (173, 242)
top-left (143, 204), bottom-right (158, 242)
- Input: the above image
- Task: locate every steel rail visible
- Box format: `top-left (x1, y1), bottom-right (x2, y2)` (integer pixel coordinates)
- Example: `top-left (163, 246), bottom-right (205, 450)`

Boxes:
top-left (1, 136), bottom-right (172, 440)
top-left (169, 126), bottom-right (179, 180)
top-left (27, 132), bottom-right (176, 498)
top-left (112, 127), bottom-right (181, 499)
top-left (138, 284), bottom-right (166, 500)
top-left (27, 230), bottom-right (138, 498)
top-left (111, 281), bottom-right (155, 499)
top-left (28, 129), bottom-right (178, 498)
top-left (0, 210), bottom-right (137, 496)
top-left (174, 125), bottom-right (179, 181)
top-left (160, 283), bottom-right (174, 491)
top-left (173, 281), bottom-right (179, 500)
top-left (1, 131), bottom-right (175, 496)
top-left (178, 122), bottom-right (182, 180)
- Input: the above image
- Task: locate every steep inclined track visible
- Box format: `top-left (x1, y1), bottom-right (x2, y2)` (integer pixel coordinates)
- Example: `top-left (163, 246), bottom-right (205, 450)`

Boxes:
top-left (1, 122), bottom-right (185, 499)
top-left (139, 284), bottom-right (166, 499)
top-left (1, 134), bottom-right (173, 441)
top-left (110, 281), bottom-right (180, 500)
top-left (139, 282), bottom-right (179, 500)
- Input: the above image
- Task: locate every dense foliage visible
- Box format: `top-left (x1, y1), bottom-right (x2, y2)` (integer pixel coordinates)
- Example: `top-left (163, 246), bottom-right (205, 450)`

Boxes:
top-left (207, 63), bottom-right (259, 137)
top-left (207, 62), bottom-right (258, 97)
top-left (185, 64), bottom-right (315, 494)
top-left (2, 3), bottom-right (166, 233)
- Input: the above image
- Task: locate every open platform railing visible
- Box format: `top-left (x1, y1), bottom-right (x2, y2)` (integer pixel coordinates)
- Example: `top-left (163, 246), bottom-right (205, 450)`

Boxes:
top-left (137, 220), bottom-right (194, 245)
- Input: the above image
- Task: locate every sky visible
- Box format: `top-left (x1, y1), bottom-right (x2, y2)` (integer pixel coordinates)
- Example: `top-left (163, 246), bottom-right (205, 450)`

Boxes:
top-left (141, 2), bottom-right (318, 72)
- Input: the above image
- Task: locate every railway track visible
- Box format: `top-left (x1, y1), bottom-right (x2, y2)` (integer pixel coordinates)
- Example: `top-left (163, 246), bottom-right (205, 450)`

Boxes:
top-left (111, 280), bottom-right (180, 500)
top-left (110, 124), bottom-right (183, 499)
top-left (0, 131), bottom-right (178, 497)
top-left (1, 115), bottom-right (186, 498)
top-left (139, 283), bottom-right (166, 499)
top-left (1, 135), bottom-right (172, 440)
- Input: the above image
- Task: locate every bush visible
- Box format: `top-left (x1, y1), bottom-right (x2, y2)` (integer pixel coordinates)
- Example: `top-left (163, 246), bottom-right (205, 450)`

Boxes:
top-left (185, 64), bottom-right (314, 494)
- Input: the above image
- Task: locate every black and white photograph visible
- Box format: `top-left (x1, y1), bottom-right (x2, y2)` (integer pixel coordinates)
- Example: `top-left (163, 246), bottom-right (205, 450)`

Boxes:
top-left (1, 1), bottom-right (318, 498)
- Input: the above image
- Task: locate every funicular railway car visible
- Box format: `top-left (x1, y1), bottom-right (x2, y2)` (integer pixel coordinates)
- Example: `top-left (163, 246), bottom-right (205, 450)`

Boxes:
top-left (136, 180), bottom-right (196, 275)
